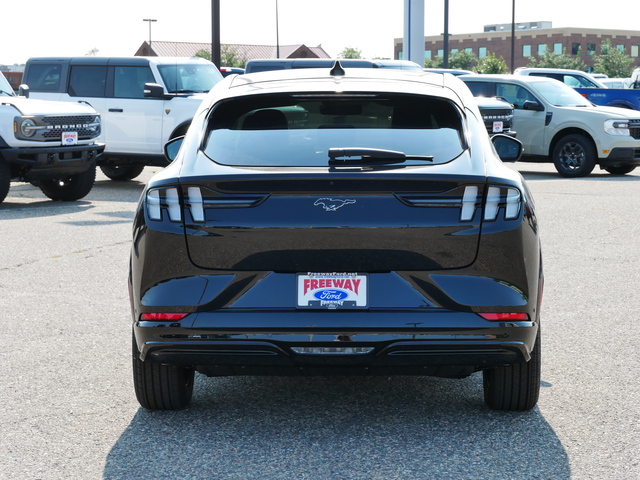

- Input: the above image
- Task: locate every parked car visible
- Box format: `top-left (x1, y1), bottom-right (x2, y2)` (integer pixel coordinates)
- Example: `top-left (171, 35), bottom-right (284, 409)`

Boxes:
top-left (600, 78), bottom-right (633, 89)
top-left (515, 67), bottom-right (607, 88)
top-left (244, 58), bottom-right (423, 73)
top-left (461, 74), bottom-right (640, 176)
top-left (21, 56), bottom-right (223, 180)
top-left (0, 72), bottom-right (103, 204)
top-left (515, 67), bottom-right (640, 111)
top-left (219, 67), bottom-right (244, 77)
top-left (422, 69), bottom-right (516, 137)
top-left (129, 62), bottom-right (542, 412)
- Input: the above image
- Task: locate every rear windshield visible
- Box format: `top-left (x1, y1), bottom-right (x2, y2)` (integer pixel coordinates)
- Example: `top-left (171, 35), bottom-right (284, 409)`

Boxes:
top-left (203, 93), bottom-right (465, 167)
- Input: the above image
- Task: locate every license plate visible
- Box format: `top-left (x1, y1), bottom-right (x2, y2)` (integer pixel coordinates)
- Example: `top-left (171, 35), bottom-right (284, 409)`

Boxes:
top-left (62, 132), bottom-right (78, 145)
top-left (297, 273), bottom-right (368, 309)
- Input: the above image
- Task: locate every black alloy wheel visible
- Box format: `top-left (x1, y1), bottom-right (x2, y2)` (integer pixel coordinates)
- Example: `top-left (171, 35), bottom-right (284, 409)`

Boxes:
top-left (552, 134), bottom-right (596, 178)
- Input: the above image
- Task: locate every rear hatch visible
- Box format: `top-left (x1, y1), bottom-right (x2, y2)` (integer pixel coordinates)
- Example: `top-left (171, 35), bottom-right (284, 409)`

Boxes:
top-left (182, 174), bottom-right (484, 272)
top-left (181, 90), bottom-right (485, 272)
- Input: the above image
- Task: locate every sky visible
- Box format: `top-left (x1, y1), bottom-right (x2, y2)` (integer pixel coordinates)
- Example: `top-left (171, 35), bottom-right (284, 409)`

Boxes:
top-left (2, 0), bottom-right (639, 65)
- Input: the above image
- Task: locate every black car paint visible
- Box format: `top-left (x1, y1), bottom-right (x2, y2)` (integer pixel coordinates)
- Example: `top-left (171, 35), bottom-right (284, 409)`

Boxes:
top-left (129, 69), bottom-right (541, 410)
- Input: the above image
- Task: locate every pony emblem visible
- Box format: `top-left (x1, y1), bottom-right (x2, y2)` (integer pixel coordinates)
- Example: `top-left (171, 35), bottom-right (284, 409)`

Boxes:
top-left (314, 198), bottom-right (356, 211)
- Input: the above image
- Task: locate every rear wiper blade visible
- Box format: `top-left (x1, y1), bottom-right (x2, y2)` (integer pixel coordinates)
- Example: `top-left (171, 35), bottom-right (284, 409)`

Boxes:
top-left (328, 147), bottom-right (433, 165)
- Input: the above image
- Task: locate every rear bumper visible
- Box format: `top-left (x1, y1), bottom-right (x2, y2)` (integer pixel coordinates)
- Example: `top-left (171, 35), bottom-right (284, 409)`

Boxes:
top-left (134, 310), bottom-right (538, 377)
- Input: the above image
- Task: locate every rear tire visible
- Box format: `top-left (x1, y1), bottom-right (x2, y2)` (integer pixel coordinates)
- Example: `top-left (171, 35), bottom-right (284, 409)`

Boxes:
top-left (100, 164), bottom-right (145, 181)
top-left (552, 134), bottom-right (596, 177)
top-left (483, 329), bottom-right (541, 411)
top-left (604, 165), bottom-right (636, 175)
top-left (132, 333), bottom-right (194, 410)
top-left (0, 159), bottom-right (10, 204)
top-left (38, 164), bottom-right (96, 201)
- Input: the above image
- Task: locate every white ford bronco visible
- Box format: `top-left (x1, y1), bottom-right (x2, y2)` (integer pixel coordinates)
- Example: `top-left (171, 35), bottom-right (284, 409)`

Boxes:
top-left (0, 72), bottom-right (103, 204)
top-left (22, 57), bottom-right (223, 181)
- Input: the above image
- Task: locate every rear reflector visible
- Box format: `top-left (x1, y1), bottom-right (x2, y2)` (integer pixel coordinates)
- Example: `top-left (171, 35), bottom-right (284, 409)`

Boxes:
top-left (140, 313), bottom-right (189, 321)
top-left (292, 347), bottom-right (374, 355)
top-left (478, 313), bottom-right (529, 321)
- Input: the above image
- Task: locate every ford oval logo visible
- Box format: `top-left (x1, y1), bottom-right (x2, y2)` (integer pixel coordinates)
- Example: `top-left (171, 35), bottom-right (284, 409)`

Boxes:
top-left (313, 290), bottom-right (349, 301)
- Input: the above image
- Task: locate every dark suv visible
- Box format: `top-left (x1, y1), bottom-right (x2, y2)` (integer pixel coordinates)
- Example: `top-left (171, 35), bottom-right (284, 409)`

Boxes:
top-left (130, 64), bottom-right (541, 412)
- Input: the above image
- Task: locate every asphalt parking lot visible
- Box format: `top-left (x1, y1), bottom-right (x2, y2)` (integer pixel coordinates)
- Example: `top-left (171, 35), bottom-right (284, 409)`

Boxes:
top-left (0, 163), bottom-right (638, 480)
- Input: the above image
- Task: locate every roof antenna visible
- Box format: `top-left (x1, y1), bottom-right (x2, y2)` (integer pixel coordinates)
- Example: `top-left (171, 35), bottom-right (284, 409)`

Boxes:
top-left (330, 60), bottom-right (346, 76)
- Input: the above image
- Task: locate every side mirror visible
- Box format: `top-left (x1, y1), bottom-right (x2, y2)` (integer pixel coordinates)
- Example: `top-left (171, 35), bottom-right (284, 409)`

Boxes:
top-left (164, 136), bottom-right (185, 162)
top-left (522, 100), bottom-right (544, 111)
top-left (18, 84), bottom-right (30, 98)
top-left (143, 83), bottom-right (167, 99)
top-left (491, 134), bottom-right (523, 162)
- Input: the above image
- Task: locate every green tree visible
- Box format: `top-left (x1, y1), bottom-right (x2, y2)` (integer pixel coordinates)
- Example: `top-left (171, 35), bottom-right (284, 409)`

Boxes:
top-left (475, 52), bottom-right (509, 74)
top-left (592, 39), bottom-right (635, 78)
top-left (86, 48), bottom-right (99, 56)
top-left (195, 49), bottom-right (211, 60)
top-left (195, 45), bottom-right (247, 68)
top-left (424, 56), bottom-right (443, 68)
top-left (338, 47), bottom-right (362, 59)
top-left (449, 50), bottom-right (478, 71)
top-left (527, 47), bottom-right (586, 70)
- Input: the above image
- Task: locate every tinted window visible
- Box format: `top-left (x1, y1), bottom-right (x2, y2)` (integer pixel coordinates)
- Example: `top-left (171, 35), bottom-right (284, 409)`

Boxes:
top-left (157, 63), bottom-right (223, 93)
top-left (562, 74), bottom-right (599, 88)
top-left (203, 93), bottom-right (465, 167)
top-left (26, 64), bottom-right (61, 91)
top-left (114, 66), bottom-right (155, 98)
top-left (463, 81), bottom-right (494, 97)
top-left (69, 66), bottom-right (107, 97)
top-left (496, 84), bottom-right (537, 109)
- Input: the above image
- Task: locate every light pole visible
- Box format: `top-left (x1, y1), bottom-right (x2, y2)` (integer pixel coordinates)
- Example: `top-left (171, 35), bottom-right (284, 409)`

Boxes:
top-left (510, 0), bottom-right (515, 72)
top-left (211, 0), bottom-right (220, 67)
top-left (443, 0), bottom-right (449, 68)
top-left (275, 0), bottom-right (280, 59)
top-left (143, 19), bottom-right (157, 56)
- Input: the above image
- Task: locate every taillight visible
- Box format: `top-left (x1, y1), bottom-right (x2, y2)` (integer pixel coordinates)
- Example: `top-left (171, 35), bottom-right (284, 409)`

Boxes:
top-left (478, 313), bottom-right (529, 321)
top-left (140, 313), bottom-right (189, 321)
top-left (460, 186), bottom-right (478, 221)
top-left (146, 187), bottom-right (181, 222)
top-left (483, 186), bottom-right (521, 221)
top-left (146, 186), bottom-right (268, 223)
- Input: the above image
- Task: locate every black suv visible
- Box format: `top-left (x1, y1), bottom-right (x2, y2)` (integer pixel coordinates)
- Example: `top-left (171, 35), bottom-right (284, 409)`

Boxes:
top-left (130, 64), bottom-right (541, 412)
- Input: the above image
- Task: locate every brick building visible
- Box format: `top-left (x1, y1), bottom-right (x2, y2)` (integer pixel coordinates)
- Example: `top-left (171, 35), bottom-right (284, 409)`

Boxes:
top-left (394, 23), bottom-right (640, 71)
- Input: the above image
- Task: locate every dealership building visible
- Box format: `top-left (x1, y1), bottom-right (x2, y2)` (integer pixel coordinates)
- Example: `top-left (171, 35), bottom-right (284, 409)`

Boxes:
top-left (394, 22), bottom-right (640, 70)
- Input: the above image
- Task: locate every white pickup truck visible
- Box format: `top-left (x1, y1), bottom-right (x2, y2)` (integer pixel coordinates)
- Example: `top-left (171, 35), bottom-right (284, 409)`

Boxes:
top-left (21, 57), bottom-right (223, 180)
top-left (461, 74), bottom-right (640, 177)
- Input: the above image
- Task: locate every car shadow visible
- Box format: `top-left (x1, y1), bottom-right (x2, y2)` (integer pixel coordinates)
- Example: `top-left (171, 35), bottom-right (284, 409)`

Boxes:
top-left (0, 177), bottom-right (147, 218)
top-left (104, 375), bottom-right (568, 479)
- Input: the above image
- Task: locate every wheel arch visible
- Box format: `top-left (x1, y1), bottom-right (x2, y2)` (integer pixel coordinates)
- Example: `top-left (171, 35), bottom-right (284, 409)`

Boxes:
top-left (605, 100), bottom-right (635, 110)
top-left (548, 127), bottom-right (597, 158)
